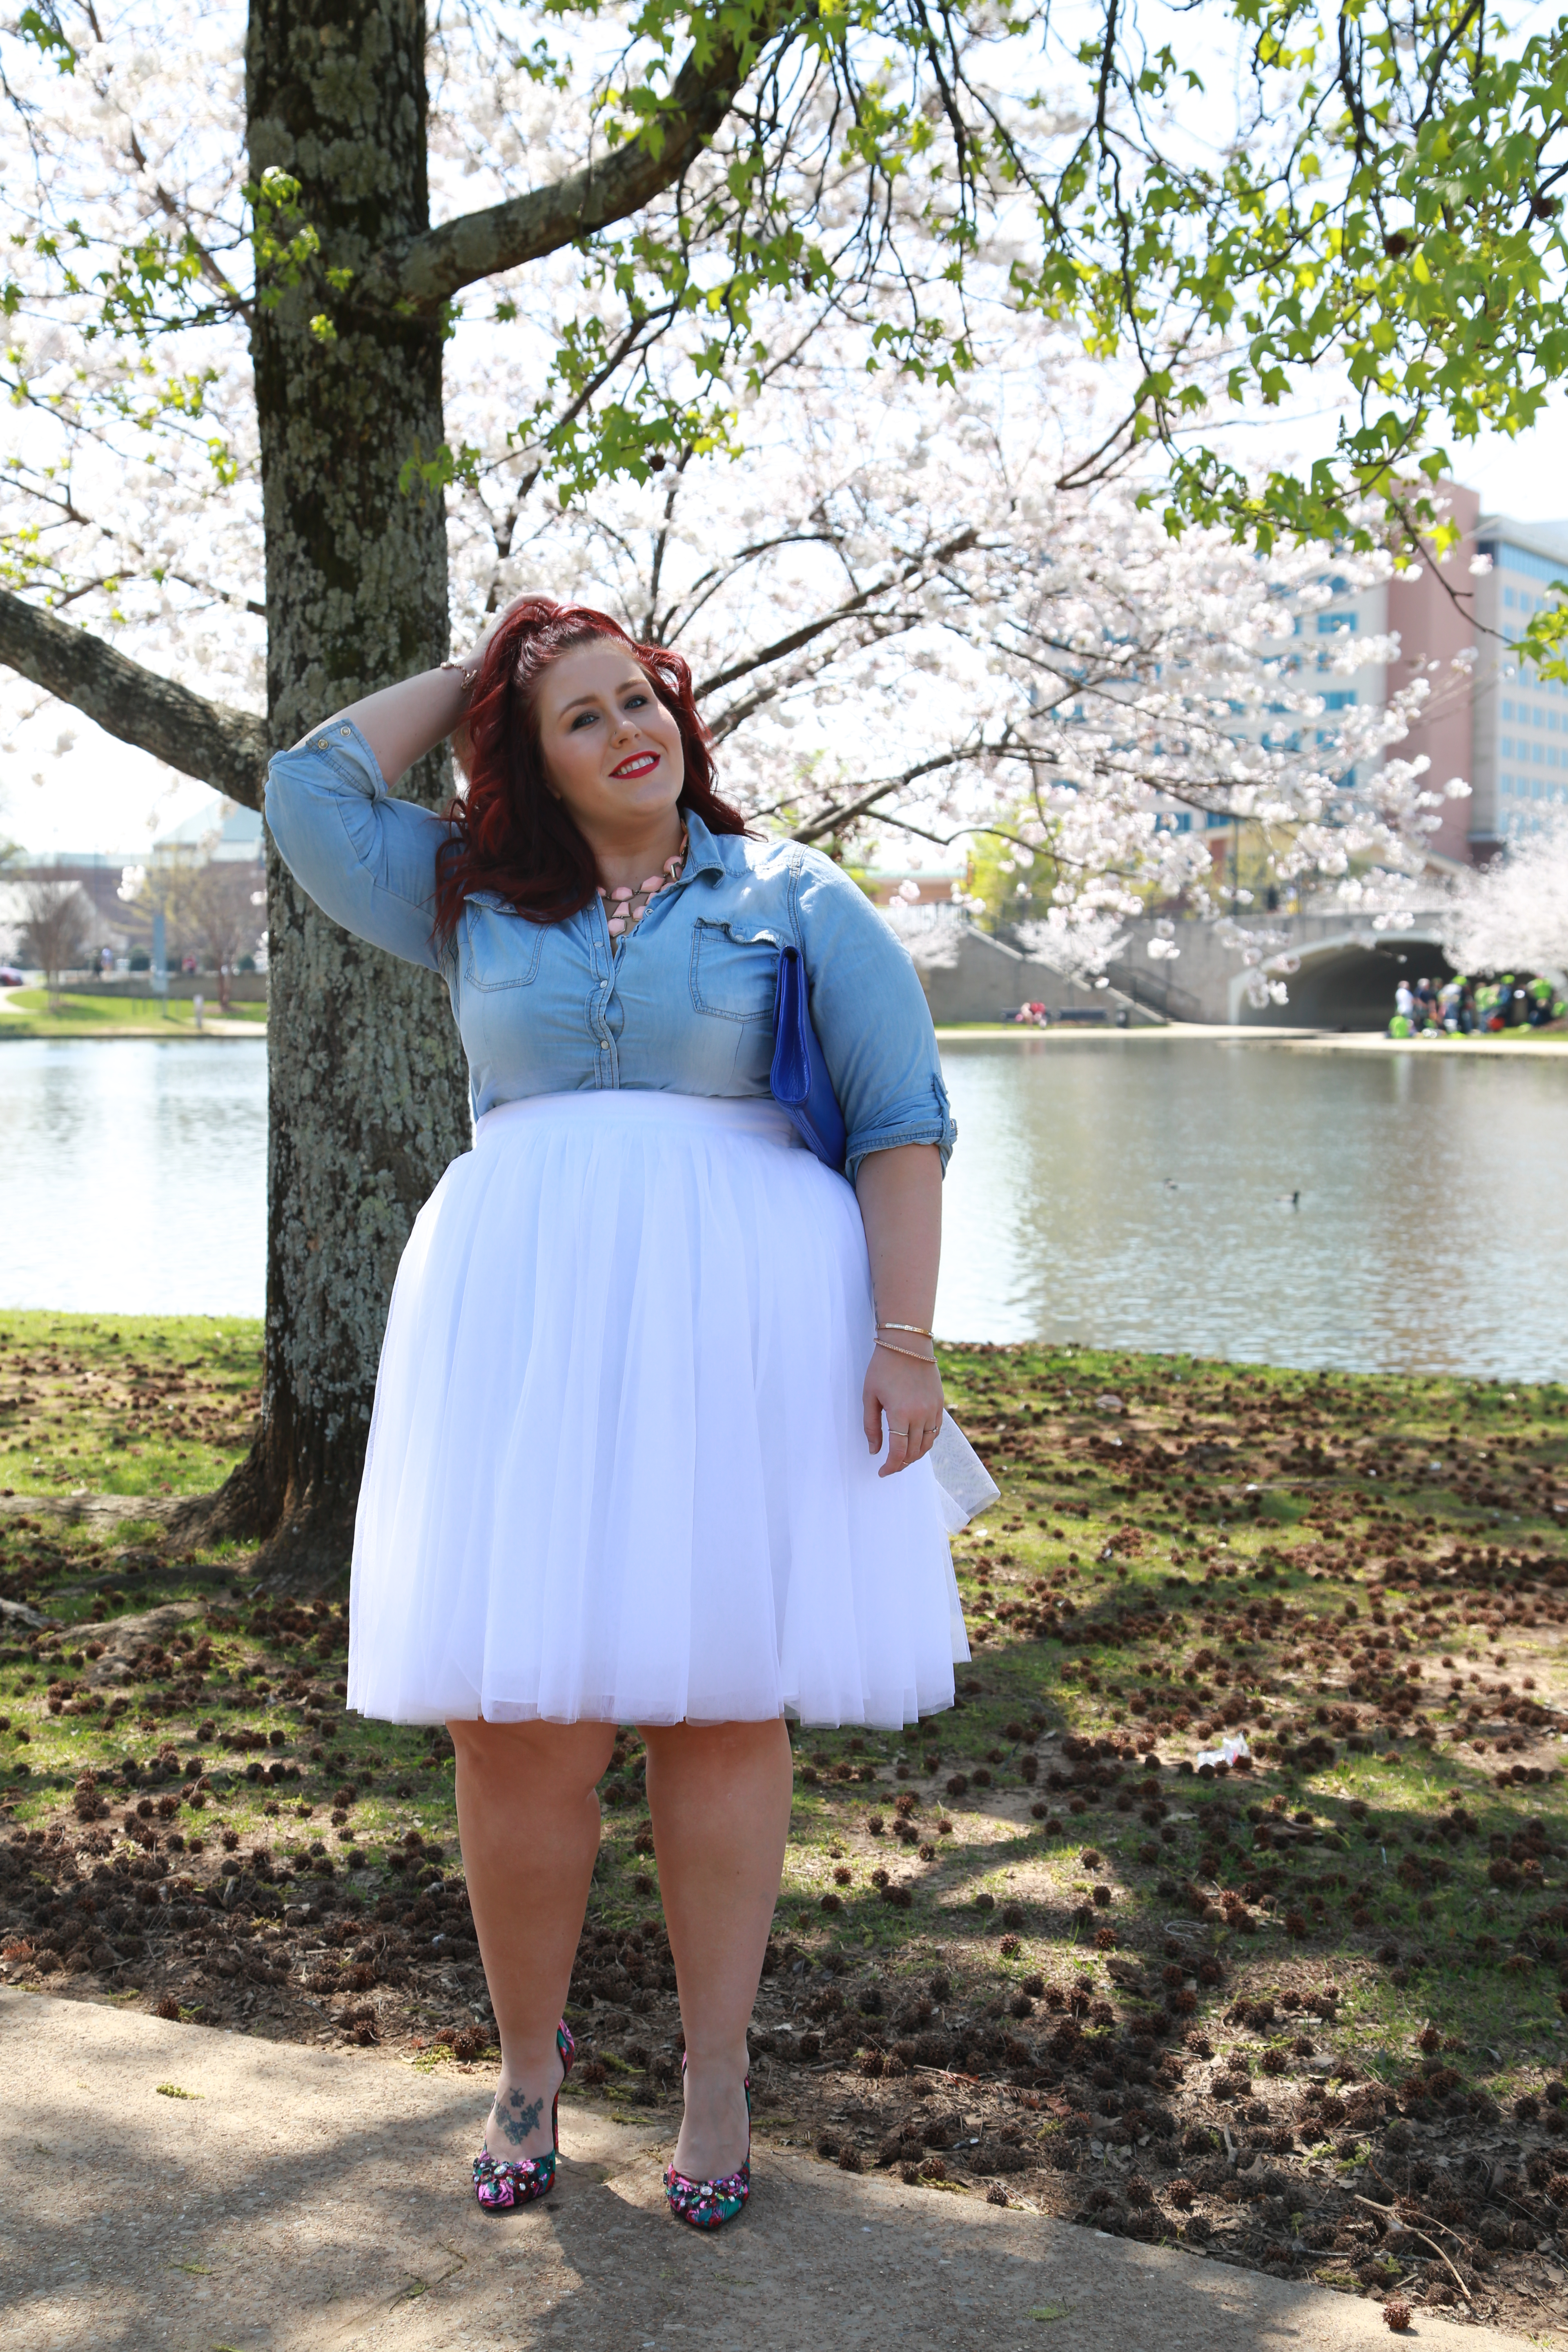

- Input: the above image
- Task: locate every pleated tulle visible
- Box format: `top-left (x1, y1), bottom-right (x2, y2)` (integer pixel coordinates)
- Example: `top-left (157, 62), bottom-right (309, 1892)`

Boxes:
top-left (347, 1091), bottom-right (973, 1728)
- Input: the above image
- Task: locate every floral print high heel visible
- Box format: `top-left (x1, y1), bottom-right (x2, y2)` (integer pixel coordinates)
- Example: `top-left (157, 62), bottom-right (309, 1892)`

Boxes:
top-left (472, 2021), bottom-right (575, 2211)
top-left (663, 2056), bottom-right (751, 2230)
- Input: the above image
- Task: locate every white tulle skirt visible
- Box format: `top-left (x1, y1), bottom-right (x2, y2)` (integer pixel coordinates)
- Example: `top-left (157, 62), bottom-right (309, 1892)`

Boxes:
top-left (347, 1090), bottom-right (990, 1729)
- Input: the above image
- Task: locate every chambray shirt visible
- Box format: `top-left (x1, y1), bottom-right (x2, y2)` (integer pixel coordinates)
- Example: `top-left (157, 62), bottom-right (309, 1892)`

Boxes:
top-left (263, 720), bottom-right (956, 1185)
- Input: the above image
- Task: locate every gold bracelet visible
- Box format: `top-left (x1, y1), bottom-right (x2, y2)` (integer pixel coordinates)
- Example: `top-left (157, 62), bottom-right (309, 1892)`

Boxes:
top-left (875, 1337), bottom-right (938, 1363)
top-left (440, 657), bottom-right (479, 694)
top-left (877, 1319), bottom-right (933, 1339)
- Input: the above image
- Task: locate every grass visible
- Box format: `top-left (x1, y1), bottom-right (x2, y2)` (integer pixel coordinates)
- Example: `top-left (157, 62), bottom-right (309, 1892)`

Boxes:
top-left (0, 1312), bottom-right (263, 1497)
top-left (0, 1323), bottom-right (1564, 2323)
top-left (0, 989), bottom-right (265, 1040)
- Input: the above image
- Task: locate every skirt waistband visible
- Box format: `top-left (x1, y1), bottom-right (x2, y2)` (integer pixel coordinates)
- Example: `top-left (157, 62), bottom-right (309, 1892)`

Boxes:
top-left (475, 1089), bottom-right (805, 1149)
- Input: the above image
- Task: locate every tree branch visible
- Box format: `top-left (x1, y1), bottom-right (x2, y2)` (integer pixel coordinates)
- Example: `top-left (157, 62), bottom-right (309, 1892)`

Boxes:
top-left (0, 589), bottom-right (269, 809)
top-left (357, 24), bottom-right (775, 314)
top-left (696, 527), bottom-right (979, 702)
top-left (786, 744), bottom-right (983, 841)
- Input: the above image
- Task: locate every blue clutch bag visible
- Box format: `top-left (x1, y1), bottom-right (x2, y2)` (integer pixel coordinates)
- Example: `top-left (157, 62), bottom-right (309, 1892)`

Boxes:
top-left (771, 944), bottom-right (847, 1174)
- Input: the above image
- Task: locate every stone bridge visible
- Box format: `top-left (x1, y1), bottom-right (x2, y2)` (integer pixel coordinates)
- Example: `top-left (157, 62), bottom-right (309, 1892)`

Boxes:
top-left (900, 909), bottom-right (1460, 1031)
top-left (1105, 914), bottom-right (1461, 1029)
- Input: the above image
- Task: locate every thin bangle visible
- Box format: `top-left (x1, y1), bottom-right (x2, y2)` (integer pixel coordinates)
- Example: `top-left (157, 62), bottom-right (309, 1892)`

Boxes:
top-left (877, 1320), bottom-right (933, 1339)
top-left (875, 1337), bottom-right (938, 1363)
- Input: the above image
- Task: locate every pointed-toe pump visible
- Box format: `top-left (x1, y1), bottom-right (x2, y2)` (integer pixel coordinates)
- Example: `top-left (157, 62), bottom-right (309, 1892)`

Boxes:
top-left (664, 2060), bottom-right (751, 2230)
top-left (472, 2020), bottom-right (575, 2212)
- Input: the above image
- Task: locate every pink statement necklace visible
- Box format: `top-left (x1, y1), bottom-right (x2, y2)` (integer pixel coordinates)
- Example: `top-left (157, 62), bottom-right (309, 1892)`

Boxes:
top-left (597, 824), bottom-right (688, 942)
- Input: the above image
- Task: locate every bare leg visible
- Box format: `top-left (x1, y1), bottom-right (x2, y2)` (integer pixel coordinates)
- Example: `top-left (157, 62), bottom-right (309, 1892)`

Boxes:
top-left (640, 1717), bottom-right (793, 2183)
top-left (448, 1717), bottom-right (616, 2160)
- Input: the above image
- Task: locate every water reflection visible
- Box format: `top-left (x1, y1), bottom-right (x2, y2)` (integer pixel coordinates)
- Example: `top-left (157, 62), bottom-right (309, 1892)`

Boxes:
top-left (935, 1036), bottom-right (1568, 1380)
top-left (2, 1040), bottom-right (267, 1317)
top-left (4, 1035), bottom-right (1564, 1378)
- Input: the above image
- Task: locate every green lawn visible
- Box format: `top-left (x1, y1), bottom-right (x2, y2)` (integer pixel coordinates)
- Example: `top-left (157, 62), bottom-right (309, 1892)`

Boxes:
top-left (0, 1311), bottom-right (263, 1496)
top-left (0, 989), bottom-right (265, 1039)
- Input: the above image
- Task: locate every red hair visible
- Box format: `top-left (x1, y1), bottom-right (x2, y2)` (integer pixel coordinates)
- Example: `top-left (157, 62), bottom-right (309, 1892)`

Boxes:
top-left (432, 597), bottom-right (750, 944)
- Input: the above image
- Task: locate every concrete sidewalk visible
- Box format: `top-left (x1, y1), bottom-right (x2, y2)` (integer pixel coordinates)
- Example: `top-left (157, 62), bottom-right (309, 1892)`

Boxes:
top-left (0, 1989), bottom-right (1534, 2352)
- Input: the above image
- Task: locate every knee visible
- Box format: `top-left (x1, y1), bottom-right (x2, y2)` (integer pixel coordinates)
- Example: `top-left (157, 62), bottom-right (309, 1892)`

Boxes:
top-left (450, 1719), bottom-right (613, 1800)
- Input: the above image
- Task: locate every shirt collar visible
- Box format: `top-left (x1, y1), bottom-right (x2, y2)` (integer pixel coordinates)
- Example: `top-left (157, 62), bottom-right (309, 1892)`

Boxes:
top-left (679, 808), bottom-right (729, 880)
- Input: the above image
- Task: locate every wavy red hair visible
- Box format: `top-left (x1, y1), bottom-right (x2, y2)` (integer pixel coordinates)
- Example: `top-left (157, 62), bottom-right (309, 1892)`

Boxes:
top-left (432, 597), bottom-right (750, 944)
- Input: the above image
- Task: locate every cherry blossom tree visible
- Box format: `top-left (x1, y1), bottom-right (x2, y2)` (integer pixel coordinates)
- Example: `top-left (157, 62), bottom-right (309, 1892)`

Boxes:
top-left (0, 0), bottom-right (1532, 1573)
top-left (1440, 822), bottom-right (1568, 982)
top-left (457, 332), bottom-right (1464, 976)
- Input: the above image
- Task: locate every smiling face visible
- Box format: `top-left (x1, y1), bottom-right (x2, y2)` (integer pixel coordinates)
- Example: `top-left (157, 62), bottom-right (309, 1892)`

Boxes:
top-left (530, 639), bottom-right (685, 843)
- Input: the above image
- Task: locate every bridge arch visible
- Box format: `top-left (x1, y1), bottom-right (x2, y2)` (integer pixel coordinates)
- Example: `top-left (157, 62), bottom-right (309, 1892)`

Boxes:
top-left (1229, 930), bottom-right (1459, 1030)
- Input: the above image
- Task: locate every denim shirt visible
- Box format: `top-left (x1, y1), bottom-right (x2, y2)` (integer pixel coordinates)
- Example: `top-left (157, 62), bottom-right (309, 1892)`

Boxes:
top-left (263, 720), bottom-right (956, 1185)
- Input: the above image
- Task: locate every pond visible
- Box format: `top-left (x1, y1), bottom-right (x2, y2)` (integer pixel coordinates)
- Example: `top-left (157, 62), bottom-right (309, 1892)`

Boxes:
top-left (2, 1039), bottom-right (267, 1321)
top-left (2, 1034), bottom-right (1564, 1379)
top-left (935, 1035), bottom-right (1568, 1382)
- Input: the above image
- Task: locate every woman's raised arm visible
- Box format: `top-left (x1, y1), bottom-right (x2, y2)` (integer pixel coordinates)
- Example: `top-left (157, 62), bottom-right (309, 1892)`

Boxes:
top-left (292, 659), bottom-right (476, 786)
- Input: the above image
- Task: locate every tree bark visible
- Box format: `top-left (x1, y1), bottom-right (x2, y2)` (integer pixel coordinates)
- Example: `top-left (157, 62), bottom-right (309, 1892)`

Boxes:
top-left (210, 0), bottom-right (471, 1589)
top-left (352, 27), bottom-right (753, 313)
top-left (0, 1), bottom-right (767, 1597)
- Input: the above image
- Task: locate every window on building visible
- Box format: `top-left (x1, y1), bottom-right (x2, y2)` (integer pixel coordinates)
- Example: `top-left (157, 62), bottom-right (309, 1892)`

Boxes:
top-left (1504, 587), bottom-right (1517, 608)
top-left (1502, 697), bottom-right (1514, 720)
top-left (1322, 690), bottom-right (1356, 710)
top-left (1316, 611), bottom-right (1356, 633)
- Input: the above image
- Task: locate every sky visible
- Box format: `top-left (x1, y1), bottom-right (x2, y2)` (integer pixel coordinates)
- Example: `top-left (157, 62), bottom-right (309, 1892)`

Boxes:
top-left (0, 723), bottom-right (221, 864)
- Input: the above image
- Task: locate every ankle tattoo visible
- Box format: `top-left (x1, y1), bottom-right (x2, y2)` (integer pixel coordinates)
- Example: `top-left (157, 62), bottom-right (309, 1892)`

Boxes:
top-left (497, 2088), bottom-right (545, 2145)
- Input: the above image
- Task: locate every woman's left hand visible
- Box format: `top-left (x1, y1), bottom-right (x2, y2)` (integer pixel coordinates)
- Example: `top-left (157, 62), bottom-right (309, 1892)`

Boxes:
top-left (862, 1347), bottom-right (944, 1477)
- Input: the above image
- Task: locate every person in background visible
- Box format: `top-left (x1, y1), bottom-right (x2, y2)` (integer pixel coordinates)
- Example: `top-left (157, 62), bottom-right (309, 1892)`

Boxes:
top-left (1392, 977), bottom-right (1416, 1033)
top-left (1414, 976), bottom-right (1439, 1028)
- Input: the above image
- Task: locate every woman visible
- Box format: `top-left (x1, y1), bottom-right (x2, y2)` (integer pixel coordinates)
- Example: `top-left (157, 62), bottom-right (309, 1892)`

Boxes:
top-left (264, 597), bottom-right (979, 2232)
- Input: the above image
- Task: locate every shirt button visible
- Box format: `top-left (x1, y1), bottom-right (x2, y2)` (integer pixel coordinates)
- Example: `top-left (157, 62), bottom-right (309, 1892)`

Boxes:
top-left (340, 725), bottom-right (351, 736)
top-left (600, 1040), bottom-right (610, 1052)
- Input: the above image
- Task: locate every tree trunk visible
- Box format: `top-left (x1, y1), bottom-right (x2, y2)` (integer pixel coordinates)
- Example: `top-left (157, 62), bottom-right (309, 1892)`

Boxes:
top-left (199, 0), bottom-right (470, 1588)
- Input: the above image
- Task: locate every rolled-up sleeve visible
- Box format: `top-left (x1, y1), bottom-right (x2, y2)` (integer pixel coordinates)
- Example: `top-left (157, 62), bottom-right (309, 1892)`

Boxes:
top-left (263, 719), bottom-right (450, 973)
top-left (793, 852), bottom-right (957, 1185)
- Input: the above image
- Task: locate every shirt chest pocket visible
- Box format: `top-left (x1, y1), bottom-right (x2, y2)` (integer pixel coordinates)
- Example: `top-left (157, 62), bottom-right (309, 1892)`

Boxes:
top-left (462, 899), bottom-right (543, 991)
top-left (689, 920), bottom-right (780, 1024)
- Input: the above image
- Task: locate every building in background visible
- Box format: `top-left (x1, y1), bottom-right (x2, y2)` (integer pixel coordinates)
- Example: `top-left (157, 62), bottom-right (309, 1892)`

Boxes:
top-left (1382, 481), bottom-right (1481, 865)
top-left (151, 803), bottom-right (264, 864)
top-left (1227, 483), bottom-right (1568, 875)
top-left (1468, 513), bottom-right (1568, 853)
top-left (0, 797), bottom-right (264, 976)
top-left (1353, 487), bottom-right (1568, 865)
